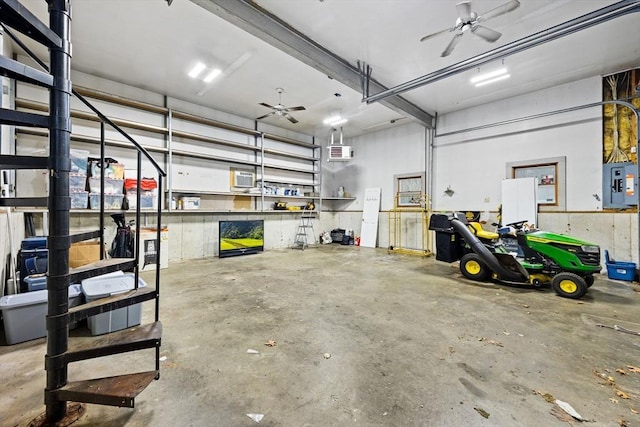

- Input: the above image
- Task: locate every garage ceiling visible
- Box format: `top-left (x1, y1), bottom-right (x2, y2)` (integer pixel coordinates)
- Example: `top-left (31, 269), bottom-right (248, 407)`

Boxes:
top-left (10, 0), bottom-right (640, 138)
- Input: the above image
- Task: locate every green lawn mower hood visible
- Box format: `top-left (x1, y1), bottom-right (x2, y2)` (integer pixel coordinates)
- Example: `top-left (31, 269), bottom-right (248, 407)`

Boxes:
top-left (523, 230), bottom-right (601, 273)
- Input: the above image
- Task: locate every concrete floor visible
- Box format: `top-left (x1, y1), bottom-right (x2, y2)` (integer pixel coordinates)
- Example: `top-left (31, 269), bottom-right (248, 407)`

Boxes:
top-left (1, 245), bottom-right (639, 427)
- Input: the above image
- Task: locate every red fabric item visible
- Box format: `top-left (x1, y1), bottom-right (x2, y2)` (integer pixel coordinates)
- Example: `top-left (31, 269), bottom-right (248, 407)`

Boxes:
top-left (124, 178), bottom-right (157, 191)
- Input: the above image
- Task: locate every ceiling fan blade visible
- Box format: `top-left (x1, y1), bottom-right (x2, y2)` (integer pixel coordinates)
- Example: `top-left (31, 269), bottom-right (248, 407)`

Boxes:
top-left (259, 102), bottom-right (275, 109)
top-left (256, 112), bottom-right (275, 120)
top-left (441, 33), bottom-right (464, 57)
top-left (420, 27), bottom-right (455, 42)
top-left (284, 114), bottom-right (298, 124)
top-left (478, 0), bottom-right (520, 23)
top-left (455, 1), bottom-right (473, 22)
top-left (471, 25), bottom-right (501, 42)
top-left (286, 106), bottom-right (306, 112)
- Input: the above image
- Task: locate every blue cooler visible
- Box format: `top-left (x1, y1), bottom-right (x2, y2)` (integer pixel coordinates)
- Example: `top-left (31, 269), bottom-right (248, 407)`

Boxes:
top-left (20, 237), bottom-right (48, 292)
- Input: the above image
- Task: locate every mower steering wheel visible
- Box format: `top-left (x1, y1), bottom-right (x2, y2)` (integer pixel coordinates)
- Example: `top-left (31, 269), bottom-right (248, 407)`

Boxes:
top-left (506, 220), bottom-right (528, 230)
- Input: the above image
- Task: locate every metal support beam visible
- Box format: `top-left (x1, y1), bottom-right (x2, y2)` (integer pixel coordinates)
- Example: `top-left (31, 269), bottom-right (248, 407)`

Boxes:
top-left (190, 0), bottom-right (435, 128)
top-left (363, 0), bottom-right (640, 104)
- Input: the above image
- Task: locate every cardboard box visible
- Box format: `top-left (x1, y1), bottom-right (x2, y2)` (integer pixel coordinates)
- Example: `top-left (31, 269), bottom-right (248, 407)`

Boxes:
top-left (69, 241), bottom-right (103, 268)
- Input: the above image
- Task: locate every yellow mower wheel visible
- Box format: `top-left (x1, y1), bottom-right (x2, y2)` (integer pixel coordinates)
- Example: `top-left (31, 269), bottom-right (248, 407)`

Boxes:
top-left (551, 272), bottom-right (587, 299)
top-left (460, 253), bottom-right (490, 281)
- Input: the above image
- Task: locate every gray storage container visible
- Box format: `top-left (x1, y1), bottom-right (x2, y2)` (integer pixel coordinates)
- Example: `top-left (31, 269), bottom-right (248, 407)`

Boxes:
top-left (81, 272), bottom-right (145, 335)
top-left (0, 285), bottom-right (82, 345)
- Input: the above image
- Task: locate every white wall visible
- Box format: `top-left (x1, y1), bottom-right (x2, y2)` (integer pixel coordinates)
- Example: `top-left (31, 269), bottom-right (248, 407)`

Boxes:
top-left (322, 122), bottom-right (429, 249)
top-left (433, 76), bottom-right (603, 212)
top-left (334, 122), bottom-right (428, 211)
top-left (320, 76), bottom-right (638, 265)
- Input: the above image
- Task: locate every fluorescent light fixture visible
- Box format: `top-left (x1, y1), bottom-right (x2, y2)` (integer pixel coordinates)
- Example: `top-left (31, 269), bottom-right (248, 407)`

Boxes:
top-left (323, 115), bottom-right (342, 125)
top-left (470, 67), bottom-right (508, 84)
top-left (188, 62), bottom-right (206, 78)
top-left (203, 68), bottom-right (222, 83)
top-left (474, 73), bottom-right (510, 87)
top-left (329, 118), bottom-right (348, 126)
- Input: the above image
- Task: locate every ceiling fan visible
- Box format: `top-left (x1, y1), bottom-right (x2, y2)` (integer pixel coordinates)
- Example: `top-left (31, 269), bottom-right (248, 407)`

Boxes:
top-left (419, 0), bottom-right (521, 57)
top-left (256, 88), bottom-right (306, 124)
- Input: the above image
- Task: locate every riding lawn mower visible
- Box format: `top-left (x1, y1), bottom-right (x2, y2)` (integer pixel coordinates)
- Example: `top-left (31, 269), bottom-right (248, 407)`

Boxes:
top-left (429, 213), bottom-right (602, 299)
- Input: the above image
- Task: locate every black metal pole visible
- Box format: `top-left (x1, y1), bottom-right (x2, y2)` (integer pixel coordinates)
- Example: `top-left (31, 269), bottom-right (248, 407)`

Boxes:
top-left (99, 122), bottom-right (105, 257)
top-left (45, 0), bottom-right (72, 422)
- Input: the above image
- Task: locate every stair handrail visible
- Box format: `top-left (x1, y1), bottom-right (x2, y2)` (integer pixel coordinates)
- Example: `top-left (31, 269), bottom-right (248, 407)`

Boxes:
top-left (0, 22), bottom-right (166, 177)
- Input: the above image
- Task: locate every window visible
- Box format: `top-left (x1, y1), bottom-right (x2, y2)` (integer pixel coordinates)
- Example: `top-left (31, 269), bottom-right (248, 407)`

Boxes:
top-left (507, 156), bottom-right (566, 210)
top-left (394, 173), bottom-right (425, 207)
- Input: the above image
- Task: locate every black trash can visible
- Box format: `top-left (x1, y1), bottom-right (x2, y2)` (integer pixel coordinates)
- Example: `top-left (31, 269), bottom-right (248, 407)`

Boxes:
top-left (429, 214), bottom-right (463, 262)
top-left (434, 231), bottom-right (463, 262)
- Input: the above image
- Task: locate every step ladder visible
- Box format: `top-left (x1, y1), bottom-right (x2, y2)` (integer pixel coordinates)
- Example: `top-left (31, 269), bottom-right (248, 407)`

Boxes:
top-left (293, 210), bottom-right (318, 249)
top-left (0, 1), bottom-right (165, 423)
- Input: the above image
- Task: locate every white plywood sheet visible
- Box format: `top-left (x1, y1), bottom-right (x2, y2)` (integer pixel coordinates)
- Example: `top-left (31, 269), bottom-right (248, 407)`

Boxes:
top-left (360, 188), bottom-right (381, 248)
top-left (501, 178), bottom-right (537, 227)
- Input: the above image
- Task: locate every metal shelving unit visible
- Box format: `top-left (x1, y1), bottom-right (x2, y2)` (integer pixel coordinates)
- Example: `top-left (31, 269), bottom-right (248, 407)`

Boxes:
top-left (14, 85), bottom-right (322, 213)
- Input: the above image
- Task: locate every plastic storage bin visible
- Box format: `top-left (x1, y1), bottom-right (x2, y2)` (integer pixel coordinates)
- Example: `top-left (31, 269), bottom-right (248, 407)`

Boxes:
top-left (69, 173), bottom-right (87, 191)
top-left (89, 193), bottom-right (123, 210)
top-left (24, 274), bottom-right (47, 291)
top-left (81, 272), bottom-right (145, 335)
top-left (89, 177), bottom-right (124, 194)
top-left (70, 191), bottom-right (89, 209)
top-left (89, 159), bottom-right (125, 179)
top-left (70, 149), bottom-right (90, 175)
top-left (0, 285), bottom-right (82, 345)
top-left (605, 250), bottom-right (636, 281)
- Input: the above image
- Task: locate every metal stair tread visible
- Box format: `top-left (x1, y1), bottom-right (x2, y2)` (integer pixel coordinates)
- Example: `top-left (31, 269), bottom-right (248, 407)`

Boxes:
top-left (0, 0), bottom-right (63, 48)
top-left (65, 321), bottom-right (162, 364)
top-left (0, 55), bottom-right (53, 87)
top-left (68, 286), bottom-right (157, 323)
top-left (0, 154), bottom-right (48, 169)
top-left (0, 196), bottom-right (47, 207)
top-left (54, 370), bottom-right (158, 408)
top-left (0, 107), bottom-right (49, 127)
top-left (69, 258), bottom-right (136, 283)
top-left (70, 229), bottom-right (102, 244)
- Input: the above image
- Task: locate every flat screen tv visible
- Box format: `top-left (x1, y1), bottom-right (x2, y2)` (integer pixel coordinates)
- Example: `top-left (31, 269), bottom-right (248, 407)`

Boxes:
top-left (219, 219), bottom-right (264, 258)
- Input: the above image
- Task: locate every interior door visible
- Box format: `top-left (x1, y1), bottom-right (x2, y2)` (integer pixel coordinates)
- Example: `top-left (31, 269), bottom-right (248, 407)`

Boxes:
top-left (360, 188), bottom-right (381, 248)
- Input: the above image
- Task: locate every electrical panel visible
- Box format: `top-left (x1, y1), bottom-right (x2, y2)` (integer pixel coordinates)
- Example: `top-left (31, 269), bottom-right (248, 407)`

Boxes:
top-left (603, 162), bottom-right (638, 208)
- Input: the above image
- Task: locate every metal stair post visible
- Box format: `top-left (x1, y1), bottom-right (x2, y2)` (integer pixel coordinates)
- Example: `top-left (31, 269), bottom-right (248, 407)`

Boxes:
top-left (45, 0), bottom-right (72, 422)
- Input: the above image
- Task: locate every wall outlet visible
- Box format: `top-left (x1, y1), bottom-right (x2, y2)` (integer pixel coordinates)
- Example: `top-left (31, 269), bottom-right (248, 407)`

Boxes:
top-left (484, 197), bottom-right (491, 203)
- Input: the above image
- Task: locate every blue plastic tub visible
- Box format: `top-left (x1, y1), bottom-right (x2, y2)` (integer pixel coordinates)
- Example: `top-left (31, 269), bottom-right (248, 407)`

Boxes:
top-left (605, 250), bottom-right (637, 281)
top-left (24, 274), bottom-right (47, 292)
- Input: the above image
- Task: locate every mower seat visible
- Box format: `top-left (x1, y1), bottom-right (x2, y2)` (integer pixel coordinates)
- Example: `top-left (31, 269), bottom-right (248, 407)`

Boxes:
top-left (467, 222), bottom-right (499, 241)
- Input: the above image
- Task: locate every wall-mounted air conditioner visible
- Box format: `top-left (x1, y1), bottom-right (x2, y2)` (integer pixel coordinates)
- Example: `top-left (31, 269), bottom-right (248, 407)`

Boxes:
top-left (328, 145), bottom-right (352, 161)
top-left (234, 170), bottom-right (255, 188)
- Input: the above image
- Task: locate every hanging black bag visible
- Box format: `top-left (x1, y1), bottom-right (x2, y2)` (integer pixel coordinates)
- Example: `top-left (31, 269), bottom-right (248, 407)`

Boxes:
top-left (109, 213), bottom-right (134, 259)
